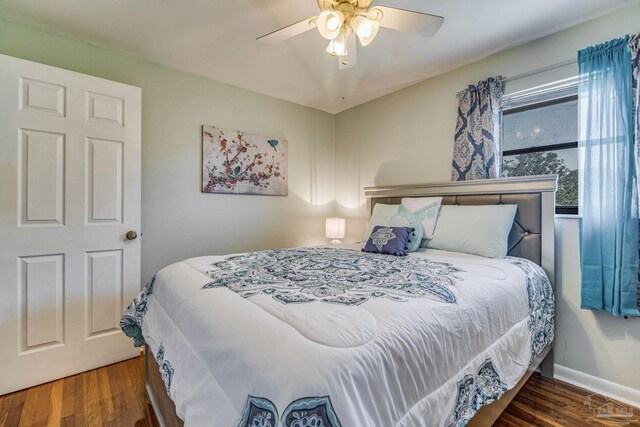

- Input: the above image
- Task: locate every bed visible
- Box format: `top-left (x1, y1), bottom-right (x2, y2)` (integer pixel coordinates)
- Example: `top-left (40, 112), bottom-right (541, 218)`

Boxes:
top-left (121, 175), bottom-right (557, 427)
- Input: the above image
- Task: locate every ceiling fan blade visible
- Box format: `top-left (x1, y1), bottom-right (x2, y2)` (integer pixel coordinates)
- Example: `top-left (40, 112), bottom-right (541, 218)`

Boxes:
top-left (257, 17), bottom-right (317, 44)
top-left (338, 33), bottom-right (357, 70)
top-left (375, 6), bottom-right (444, 37)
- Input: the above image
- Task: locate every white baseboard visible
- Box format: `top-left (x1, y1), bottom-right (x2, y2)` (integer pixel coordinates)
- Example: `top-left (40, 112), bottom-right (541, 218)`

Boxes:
top-left (554, 364), bottom-right (640, 408)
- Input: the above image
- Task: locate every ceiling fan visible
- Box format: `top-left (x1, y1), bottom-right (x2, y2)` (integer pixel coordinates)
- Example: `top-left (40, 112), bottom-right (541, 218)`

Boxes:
top-left (257, 0), bottom-right (444, 70)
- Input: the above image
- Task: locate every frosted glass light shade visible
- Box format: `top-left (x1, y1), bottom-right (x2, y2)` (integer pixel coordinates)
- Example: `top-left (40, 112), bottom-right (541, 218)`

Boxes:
top-left (317, 10), bottom-right (344, 40)
top-left (350, 15), bottom-right (379, 47)
top-left (326, 33), bottom-right (347, 56)
top-left (325, 217), bottom-right (346, 239)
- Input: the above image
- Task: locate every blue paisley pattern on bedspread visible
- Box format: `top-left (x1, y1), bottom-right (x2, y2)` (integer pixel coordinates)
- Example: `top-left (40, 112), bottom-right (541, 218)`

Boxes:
top-left (155, 343), bottom-right (174, 396)
top-left (204, 247), bottom-right (461, 305)
top-left (119, 275), bottom-right (155, 347)
top-left (448, 359), bottom-right (507, 427)
top-left (449, 258), bottom-right (554, 426)
top-left (238, 396), bottom-right (341, 427)
top-left (507, 257), bottom-right (555, 358)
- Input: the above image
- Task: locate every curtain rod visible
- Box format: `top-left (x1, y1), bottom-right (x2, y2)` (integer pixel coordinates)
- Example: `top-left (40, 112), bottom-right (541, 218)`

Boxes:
top-left (455, 58), bottom-right (577, 97)
top-left (504, 58), bottom-right (577, 83)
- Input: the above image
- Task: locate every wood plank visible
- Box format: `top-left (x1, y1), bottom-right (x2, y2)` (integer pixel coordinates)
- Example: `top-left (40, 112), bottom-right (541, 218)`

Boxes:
top-left (47, 379), bottom-right (64, 427)
top-left (106, 362), bottom-right (130, 426)
top-left (33, 382), bottom-right (54, 425)
top-left (510, 393), bottom-right (585, 425)
top-left (0, 396), bottom-right (7, 427)
top-left (18, 387), bottom-right (39, 426)
top-left (0, 394), bottom-right (8, 427)
top-left (494, 411), bottom-right (532, 427)
top-left (73, 371), bottom-right (86, 427)
top-left (96, 366), bottom-right (115, 426)
top-left (61, 376), bottom-right (76, 420)
top-left (2, 390), bottom-right (27, 427)
top-left (126, 357), bottom-right (146, 414)
top-left (60, 415), bottom-right (76, 427)
top-left (115, 359), bottom-right (144, 419)
top-left (83, 370), bottom-right (103, 427)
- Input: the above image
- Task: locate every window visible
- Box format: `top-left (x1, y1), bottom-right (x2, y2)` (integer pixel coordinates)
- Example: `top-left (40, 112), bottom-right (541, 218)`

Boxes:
top-left (502, 95), bottom-right (579, 215)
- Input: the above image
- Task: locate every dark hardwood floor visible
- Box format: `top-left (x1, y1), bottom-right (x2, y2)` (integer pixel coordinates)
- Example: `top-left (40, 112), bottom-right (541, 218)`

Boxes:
top-left (0, 358), bottom-right (149, 427)
top-left (495, 375), bottom-right (639, 427)
top-left (0, 357), bottom-right (638, 426)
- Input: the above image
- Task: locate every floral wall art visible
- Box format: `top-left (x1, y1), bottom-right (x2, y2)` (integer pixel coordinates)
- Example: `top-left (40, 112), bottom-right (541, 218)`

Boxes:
top-left (202, 126), bottom-right (288, 196)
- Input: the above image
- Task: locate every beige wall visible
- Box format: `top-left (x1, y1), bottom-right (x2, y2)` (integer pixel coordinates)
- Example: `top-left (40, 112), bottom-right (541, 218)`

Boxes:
top-left (0, 19), bottom-right (336, 284)
top-left (335, 6), bottom-right (640, 390)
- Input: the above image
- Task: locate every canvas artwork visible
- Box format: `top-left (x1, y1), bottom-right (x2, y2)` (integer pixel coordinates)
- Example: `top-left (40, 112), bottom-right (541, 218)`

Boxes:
top-left (202, 126), bottom-right (288, 196)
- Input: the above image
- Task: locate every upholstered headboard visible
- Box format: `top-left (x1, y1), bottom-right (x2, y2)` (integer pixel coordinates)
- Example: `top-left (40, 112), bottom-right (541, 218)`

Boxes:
top-left (364, 175), bottom-right (557, 282)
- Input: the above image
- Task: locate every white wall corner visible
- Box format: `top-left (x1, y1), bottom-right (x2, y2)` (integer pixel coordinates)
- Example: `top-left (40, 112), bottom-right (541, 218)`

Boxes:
top-left (554, 364), bottom-right (640, 408)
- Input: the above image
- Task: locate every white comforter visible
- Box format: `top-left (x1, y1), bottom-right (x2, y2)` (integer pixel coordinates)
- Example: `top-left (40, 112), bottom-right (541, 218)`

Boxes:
top-left (121, 245), bottom-right (554, 427)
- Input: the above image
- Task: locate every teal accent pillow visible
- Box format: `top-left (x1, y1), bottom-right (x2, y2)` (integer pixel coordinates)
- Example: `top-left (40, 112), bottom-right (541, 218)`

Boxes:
top-left (366, 204), bottom-right (423, 252)
top-left (402, 197), bottom-right (442, 240)
top-left (388, 205), bottom-right (423, 252)
top-left (365, 204), bottom-right (400, 240)
top-left (427, 205), bottom-right (517, 258)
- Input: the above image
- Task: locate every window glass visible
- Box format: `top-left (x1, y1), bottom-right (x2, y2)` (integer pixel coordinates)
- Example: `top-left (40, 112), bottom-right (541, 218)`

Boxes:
top-left (503, 99), bottom-right (578, 149)
top-left (502, 96), bottom-right (578, 214)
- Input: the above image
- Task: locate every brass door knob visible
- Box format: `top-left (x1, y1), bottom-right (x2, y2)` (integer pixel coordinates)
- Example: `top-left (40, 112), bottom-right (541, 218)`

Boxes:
top-left (126, 230), bottom-right (138, 240)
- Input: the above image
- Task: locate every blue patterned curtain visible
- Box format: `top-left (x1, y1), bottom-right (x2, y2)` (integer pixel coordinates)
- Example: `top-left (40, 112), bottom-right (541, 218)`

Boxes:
top-left (451, 76), bottom-right (504, 181)
top-left (579, 36), bottom-right (640, 317)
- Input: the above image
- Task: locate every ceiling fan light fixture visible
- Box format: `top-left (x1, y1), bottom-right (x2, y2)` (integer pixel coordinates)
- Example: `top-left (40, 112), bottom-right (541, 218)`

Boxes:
top-left (257, 1), bottom-right (444, 71)
top-left (350, 14), bottom-right (379, 47)
top-left (317, 10), bottom-right (344, 40)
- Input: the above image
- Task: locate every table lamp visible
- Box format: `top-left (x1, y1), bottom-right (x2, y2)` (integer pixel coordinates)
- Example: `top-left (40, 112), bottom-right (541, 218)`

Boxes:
top-left (325, 217), bottom-right (346, 245)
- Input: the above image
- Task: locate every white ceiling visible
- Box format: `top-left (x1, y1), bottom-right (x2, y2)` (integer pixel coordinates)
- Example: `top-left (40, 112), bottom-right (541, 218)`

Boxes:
top-left (0, 0), bottom-right (636, 113)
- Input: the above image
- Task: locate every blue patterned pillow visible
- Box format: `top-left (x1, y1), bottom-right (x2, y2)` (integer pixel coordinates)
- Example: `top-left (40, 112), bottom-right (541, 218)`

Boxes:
top-left (363, 226), bottom-right (415, 256)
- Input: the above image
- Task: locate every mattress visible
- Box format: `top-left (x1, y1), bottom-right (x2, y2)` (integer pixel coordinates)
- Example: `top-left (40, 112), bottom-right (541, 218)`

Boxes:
top-left (120, 244), bottom-right (554, 427)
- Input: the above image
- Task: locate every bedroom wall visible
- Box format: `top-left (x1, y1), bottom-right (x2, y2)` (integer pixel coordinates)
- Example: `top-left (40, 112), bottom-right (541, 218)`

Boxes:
top-left (334, 5), bottom-right (640, 395)
top-left (0, 19), bottom-right (335, 284)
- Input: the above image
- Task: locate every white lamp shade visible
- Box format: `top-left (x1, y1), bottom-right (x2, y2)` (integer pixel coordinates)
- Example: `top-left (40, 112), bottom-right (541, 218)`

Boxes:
top-left (350, 15), bottom-right (379, 47)
top-left (325, 217), bottom-right (346, 239)
top-left (317, 10), bottom-right (344, 40)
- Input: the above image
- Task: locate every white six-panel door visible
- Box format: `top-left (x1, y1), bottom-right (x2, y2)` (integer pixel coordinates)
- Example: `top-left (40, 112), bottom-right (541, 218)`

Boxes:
top-left (0, 54), bottom-right (141, 395)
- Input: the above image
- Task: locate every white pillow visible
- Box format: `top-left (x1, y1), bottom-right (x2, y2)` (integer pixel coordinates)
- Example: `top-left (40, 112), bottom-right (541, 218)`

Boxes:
top-left (401, 197), bottom-right (442, 239)
top-left (427, 205), bottom-right (517, 258)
